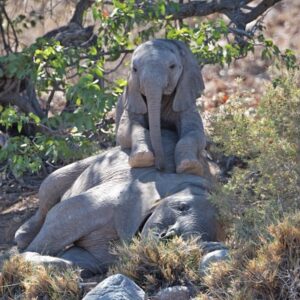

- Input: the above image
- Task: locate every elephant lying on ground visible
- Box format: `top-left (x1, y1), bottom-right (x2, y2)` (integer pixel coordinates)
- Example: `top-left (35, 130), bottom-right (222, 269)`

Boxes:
top-left (15, 130), bottom-right (221, 275)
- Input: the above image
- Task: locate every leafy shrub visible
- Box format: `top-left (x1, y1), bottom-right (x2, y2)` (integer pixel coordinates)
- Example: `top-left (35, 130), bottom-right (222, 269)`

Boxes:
top-left (209, 68), bottom-right (300, 246)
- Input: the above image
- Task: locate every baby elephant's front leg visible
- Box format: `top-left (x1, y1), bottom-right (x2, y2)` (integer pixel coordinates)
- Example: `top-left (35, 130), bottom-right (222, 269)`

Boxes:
top-left (175, 109), bottom-right (206, 176)
top-left (116, 111), bottom-right (154, 168)
top-left (129, 124), bottom-right (154, 167)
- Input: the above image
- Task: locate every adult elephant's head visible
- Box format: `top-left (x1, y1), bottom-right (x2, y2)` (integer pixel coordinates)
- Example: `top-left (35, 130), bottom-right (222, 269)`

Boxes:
top-left (141, 185), bottom-right (220, 242)
top-left (125, 39), bottom-right (204, 170)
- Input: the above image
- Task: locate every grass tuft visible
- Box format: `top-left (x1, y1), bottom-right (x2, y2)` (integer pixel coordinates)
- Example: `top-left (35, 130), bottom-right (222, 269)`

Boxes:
top-left (197, 213), bottom-right (300, 300)
top-left (0, 255), bottom-right (81, 299)
top-left (109, 235), bottom-right (203, 295)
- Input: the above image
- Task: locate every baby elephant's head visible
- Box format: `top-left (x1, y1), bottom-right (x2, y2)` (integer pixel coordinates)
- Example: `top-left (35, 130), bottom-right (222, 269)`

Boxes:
top-left (126, 39), bottom-right (205, 170)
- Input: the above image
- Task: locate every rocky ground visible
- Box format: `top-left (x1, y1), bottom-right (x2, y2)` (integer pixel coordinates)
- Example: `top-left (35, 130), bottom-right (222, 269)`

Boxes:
top-left (0, 0), bottom-right (299, 270)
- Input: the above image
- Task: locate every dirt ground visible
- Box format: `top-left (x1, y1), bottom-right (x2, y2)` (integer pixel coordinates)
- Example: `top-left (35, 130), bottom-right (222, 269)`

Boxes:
top-left (1, 0), bottom-right (299, 265)
top-left (0, 179), bottom-right (40, 267)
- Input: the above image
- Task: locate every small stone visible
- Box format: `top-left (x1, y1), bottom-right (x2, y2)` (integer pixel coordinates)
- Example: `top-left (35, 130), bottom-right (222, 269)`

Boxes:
top-left (199, 249), bottom-right (230, 277)
top-left (151, 286), bottom-right (190, 300)
top-left (201, 242), bottom-right (228, 254)
top-left (82, 274), bottom-right (145, 300)
top-left (13, 216), bottom-right (22, 223)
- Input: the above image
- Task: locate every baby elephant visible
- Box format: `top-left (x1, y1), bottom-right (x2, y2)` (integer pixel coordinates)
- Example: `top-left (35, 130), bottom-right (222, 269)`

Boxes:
top-left (116, 39), bottom-right (206, 176)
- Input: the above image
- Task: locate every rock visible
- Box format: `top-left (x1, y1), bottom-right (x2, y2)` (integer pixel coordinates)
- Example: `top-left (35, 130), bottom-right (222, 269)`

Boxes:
top-left (200, 241), bottom-right (228, 254)
top-left (150, 286), bottom-right (190, 300)
top-left (82, 274), bottom-right (145, 300)
top-left (199, 249), bottom-right (230, 277)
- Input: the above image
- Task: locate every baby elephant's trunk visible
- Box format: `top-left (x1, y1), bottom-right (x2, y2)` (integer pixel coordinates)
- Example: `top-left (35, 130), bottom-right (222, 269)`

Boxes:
top-left (145, 87), bottom-right (165, 170)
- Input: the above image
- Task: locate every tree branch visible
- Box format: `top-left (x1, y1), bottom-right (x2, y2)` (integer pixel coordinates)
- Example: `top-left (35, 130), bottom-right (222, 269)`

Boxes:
top-left (162, 0), bottom-right (282, 47)
top-left (164, 0), bottom-right (253, 20)
top-left (0, 77), bottom-right (45, 118)
top-left (104, 53), bottom-right (128, 75)
top-left (241, 0), bottom-right (282, 24)
top-left (69, 0), bottom-right (95, 26)
top-left (162, 0), bottom-right (282, 29)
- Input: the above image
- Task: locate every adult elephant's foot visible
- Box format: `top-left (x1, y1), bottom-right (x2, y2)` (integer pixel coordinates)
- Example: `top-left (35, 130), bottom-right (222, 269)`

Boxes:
top-left (14, 213), bottom-right (44, 250)
top-left (176, 158), bottom-right (205, 176)
top-left (22, 251), bottom-right (73, 270)
top-left (129, 149), bottom-right (155, 168)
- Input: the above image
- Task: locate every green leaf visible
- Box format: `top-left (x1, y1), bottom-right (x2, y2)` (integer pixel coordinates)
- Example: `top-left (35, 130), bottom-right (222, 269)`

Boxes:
top-left (76, 98), bottom-right (82, 106)
top-left (17, 122), bottom-right (22, 133)
top-left (29, 112), bottom-right (41, 124)
top-left (89, 47), bottom-right (98, 56)
top-left (116, 78), bottom-right (127, 86)
top-left (159, 2), bottom-right (166, 15)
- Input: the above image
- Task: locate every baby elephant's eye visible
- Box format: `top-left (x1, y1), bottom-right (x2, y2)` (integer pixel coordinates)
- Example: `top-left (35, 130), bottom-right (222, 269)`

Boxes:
top-left (169, 64), bottom-right (176, 69)
top-left (176, 203), bottom-right (190, 212)
top-left (133, 66), bottom-right (137, 72)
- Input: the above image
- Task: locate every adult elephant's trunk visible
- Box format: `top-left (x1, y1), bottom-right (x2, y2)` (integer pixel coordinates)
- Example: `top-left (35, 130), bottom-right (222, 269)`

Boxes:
top-left (144, 86), bottom-right (165, 170)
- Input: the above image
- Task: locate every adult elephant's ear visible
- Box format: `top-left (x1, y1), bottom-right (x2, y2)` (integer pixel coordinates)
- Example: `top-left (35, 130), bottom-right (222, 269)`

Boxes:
top-left (125, 71), bottom-right (147, 114)
top-left (171, 40), bottom-right (205, 112)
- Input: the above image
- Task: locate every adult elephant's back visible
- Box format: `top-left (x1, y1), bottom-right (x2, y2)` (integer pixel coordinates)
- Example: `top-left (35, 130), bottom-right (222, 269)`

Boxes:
top-left (62, 130), bottom-right (179, 200)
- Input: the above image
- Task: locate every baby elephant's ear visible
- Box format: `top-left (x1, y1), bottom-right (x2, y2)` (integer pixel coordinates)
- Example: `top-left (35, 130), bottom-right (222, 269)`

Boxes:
top-left (125, 72), bottom-right (147, 114)
top-left (172, 41), bottom-right (205, 112)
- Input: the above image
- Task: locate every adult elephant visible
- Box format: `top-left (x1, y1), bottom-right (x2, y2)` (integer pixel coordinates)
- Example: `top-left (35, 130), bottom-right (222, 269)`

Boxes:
top-left (15, 131), bottom-right (221, 275)
top-left (116, 39), bottom-right (206, 175)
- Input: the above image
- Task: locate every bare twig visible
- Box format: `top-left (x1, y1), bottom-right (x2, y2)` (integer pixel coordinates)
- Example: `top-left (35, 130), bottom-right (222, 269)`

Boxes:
top-left (1, 3), bottom-right (19, 51)
top-left (46, 88), bottom-right (56, 114)
top-left (104, 53), bottom-right (128, 75)
top-left (28, 121), bottom-right (71, 137)
top-left (0, 4), bottom-right (12, 54)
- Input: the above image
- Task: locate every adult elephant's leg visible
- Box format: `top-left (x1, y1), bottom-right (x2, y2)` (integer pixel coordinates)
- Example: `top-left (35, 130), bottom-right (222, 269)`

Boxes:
top-left (15, 155), bottom-right (101, 250)
top-left (22, 247), bottom-right (108, 276)
top-left (26, 184), bottom-right (118, 255)
top-left (175, 108), bottom-right (207, 176)
top-left (60, 246), bottom-right (105, 276)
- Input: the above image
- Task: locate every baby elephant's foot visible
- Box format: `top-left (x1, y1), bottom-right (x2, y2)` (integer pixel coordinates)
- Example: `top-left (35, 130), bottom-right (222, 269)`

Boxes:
top-left (129, 150), bottom-right (155, 168)
top-left (176, 158), bottom-right (205, 176)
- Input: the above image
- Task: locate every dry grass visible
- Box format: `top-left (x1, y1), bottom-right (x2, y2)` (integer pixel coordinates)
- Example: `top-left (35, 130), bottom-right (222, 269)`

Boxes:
top-left (197, 213), bottom-right (300, 300)
top-left (240, 213), bottom-right (300, 300)
top-left (109, 236), bottom-right (203, 295)
top-left (0, 255), bottom-right (81, 299)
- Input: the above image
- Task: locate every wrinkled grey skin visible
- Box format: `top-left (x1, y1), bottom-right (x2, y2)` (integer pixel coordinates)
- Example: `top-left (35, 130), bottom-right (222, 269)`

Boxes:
top-left (15, 131), bottom-right (219, 275)
top-left (116, 39), bottom-right (206, 175)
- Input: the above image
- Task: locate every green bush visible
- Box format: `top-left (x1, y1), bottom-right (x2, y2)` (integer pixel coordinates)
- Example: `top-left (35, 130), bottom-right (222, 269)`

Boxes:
top-left (209, 68), bottom-right (300, 246)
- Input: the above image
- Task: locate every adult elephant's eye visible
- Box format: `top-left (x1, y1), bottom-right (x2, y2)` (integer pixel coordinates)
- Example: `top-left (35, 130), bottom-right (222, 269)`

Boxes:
top-left (132, 66), bottom-right (137, 73)
top-left (176, 203), bottom-right (189, 211)
top-left (169, 64), bottom-right (176, 69)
